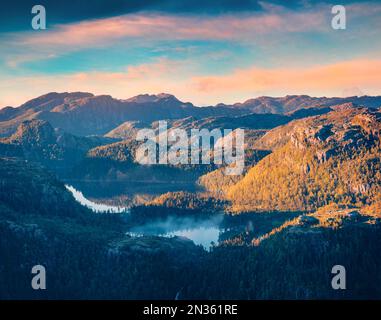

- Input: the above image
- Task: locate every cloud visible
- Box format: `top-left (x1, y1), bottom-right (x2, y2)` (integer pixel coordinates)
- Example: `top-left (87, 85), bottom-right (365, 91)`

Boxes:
top-left (2, 6), bottom-right (327, 66)
top-left (0, 58), bottom-right (196, 106)
top-left (2, 1), bottom-right (381, 69)
top-left (192, 58), bottom-right (381, 98)
top-left (16, 10), bottom-right (326, 47)
top-left (1, 56), bottom-right (381, 108)
top-left (0, 7), bottom-right (326, 72)
top-left (0, 0), bottom-right (297, 32)
top-left (341, 86), bottom-right (364, 97)
top-left (1, 1), bottom-right (381, 106)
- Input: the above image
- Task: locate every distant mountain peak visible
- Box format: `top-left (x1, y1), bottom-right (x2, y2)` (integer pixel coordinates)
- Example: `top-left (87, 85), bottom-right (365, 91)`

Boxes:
top-left (125, 93), bottom-right (179, 104)
top-left (230, 95), bottom-right (381, 114)
top-left (21, 92), bottom-right (93, 106)
top-left (10, 119), bottom-right (54, 138)
top-left (16, 92), bottom-right (95, 115)
top-left (2, 92), bottom-right (381, 138)
top-left (2, 119), bottom-right (58, 149)
top-left (156, 93), bottom-right (177, 99)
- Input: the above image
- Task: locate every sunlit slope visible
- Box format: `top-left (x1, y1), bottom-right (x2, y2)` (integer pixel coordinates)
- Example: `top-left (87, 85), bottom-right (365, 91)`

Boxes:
top-left (228, 106), bottom-right (381, 212)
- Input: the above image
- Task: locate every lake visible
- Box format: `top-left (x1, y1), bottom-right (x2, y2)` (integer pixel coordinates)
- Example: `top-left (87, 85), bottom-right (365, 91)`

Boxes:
top-left (126, 214), bottom-right (224, 250)
top-left (67, 184), bottom-right (300, 250)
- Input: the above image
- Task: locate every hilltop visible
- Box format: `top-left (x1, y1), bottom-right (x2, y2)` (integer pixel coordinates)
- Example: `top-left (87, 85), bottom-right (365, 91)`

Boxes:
top-left (0, 119), bottom-right (112, 173)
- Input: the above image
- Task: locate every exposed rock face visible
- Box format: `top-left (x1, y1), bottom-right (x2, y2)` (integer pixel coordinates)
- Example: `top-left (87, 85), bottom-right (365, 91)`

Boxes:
top-left (286, 107), bottom-right (381, 163)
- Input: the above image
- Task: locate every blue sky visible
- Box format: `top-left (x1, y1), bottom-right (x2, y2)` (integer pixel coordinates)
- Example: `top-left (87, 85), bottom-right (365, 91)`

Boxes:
top-left (0, 0), bottom-right (380, 107)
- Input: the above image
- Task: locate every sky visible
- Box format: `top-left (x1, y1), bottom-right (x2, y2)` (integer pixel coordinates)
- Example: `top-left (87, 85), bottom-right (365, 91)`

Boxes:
top-left (0, 0), bottom-right (381, 107)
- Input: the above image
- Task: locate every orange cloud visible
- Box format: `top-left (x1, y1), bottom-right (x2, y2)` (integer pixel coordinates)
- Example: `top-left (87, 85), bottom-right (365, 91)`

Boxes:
top-left (0, 58), bottom-right (195, 107)
top-left (192, 58), bottom-right (381, 97)
top-left (1, 58), bottom-right (381, 108)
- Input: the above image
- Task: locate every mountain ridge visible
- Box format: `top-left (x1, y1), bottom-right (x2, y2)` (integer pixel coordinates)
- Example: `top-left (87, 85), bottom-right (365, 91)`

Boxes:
top-left (2, 92), bottom-right (381, 137)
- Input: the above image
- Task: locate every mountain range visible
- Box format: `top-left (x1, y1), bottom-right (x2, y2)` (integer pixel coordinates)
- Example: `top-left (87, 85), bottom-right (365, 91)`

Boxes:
top-left (1, 92), bottom-right (381, 210)
top-left (2, 92), bottom-right (381, 137)
top-left (1, 91), bottom-right (381, 299)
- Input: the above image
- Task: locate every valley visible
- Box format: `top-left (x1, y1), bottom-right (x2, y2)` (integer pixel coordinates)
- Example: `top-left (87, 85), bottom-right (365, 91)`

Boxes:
top-left (1, 92), bottom-right (381, 299)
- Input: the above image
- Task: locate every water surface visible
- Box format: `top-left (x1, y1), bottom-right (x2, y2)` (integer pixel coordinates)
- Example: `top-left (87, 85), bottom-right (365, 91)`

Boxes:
top-left (66, 185), bottom-right (129, 213)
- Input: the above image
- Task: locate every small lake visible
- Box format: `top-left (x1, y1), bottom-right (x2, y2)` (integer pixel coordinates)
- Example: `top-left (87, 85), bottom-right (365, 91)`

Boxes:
top-left (126, 215), bottom-right (224, 250)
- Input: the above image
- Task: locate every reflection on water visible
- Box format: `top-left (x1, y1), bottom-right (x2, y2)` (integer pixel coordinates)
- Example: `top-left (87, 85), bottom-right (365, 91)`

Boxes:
top-left (126, 227), bottom-right (220, 250)
top-left (66, 185), bottom-right (129, 213)
top-left (165, 227), bottom-right (220, 248)
top-left (63, 179), bottom-right (199, 206)
top-left (67, 184), bottom-right (300, 250)
top-left (126, 215), bottom-right (224, 250)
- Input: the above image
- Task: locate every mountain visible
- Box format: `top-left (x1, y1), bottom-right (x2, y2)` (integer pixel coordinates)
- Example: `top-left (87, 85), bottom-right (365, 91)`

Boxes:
top-left (228, 95), bottom-right (381, 114)
top-left (195, 107), bottom-right (333, 196)
top-left (250, 204), bottom-right (381, 246)
top-left (227, 106), bottom-right (381, 212)
top-left (105, 106), bottom-right (333, 154)
top-left (0, 106), bottom-right (18, 121)
top-left (0, 119), bottom-right (112, 173)
top-left (81, 112), bottom-right (294, 187)
top-left (1, 106), bottom-right (381, 299)
top-left (0, 157), bottom-right (90, 218)
top-left (0, 92), bottom-right (247, 137)
top-left (123, 93), bottom-right (186, 104)
top-left (2, 92), bottom-right (381, 138)
top-left (105, 120), bottom-right (151, 140)
top-left (0, 156), bottom-right (205, 299)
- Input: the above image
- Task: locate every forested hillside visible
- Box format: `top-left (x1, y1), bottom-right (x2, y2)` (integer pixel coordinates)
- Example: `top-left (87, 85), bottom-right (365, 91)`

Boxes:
top-left (228, 107), bottom-right (381, 212)
top-left (1, 93), bottom-right (381, 300)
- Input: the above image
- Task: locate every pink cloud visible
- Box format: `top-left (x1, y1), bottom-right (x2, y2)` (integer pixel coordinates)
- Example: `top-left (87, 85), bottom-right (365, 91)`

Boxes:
top-left (16, 9), bottom-right (327, 49)
top-left (1, 57), bottom-right (381, 108)
top-left (192, 58), bottom-right (381, 97)
top-left (4, 2), bottom-right (380, 68)
top-left (0, 58), bottom-right (194, 107)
